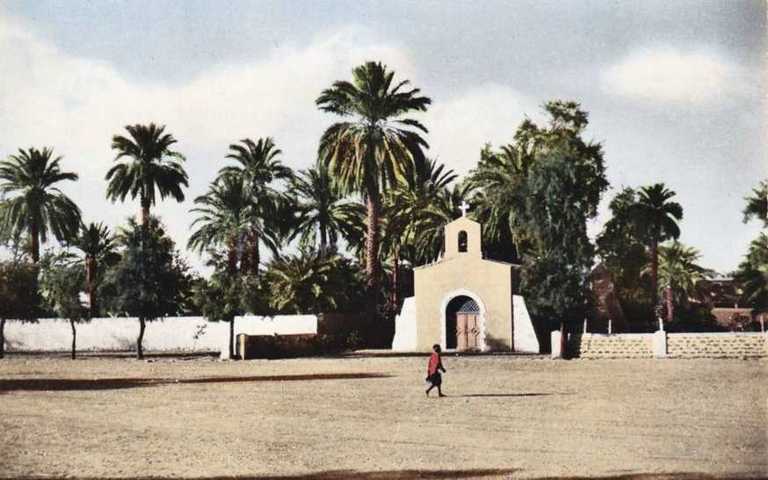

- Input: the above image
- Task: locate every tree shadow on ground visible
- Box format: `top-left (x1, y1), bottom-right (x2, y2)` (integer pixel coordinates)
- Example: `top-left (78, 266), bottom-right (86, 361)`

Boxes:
top-left (0, 373), bottom-right (391, 394)
top-left (1, 471), bottom-right (761, 480)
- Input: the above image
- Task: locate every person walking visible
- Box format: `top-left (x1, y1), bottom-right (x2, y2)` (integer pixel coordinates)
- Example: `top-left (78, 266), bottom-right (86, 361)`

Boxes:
top-left (425, 344), bottom-right (447, 397)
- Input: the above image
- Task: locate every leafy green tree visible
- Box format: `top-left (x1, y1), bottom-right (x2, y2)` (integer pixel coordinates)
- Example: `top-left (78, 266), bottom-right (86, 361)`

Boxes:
top-left (316, 61), bottom-right (431, 320)
top-left (743, 180), bottom-right (767, 227)
top-left (734, 233), bottom-right (768, 316)
top-left (655, 241), bottom-right (713, 322)
top-left (72, 222), bottom-right (118, 316)
top-left (192, 251), bottom-right (259, 358)
top-left (218, 137), bottom-right (292, 274)
top-left (264, 248), bottom-right (365, 315)
top-left (99, 217), bottom-right (191, 359)
top-left (0, 147), bottom-right (81, 262)
top-left (521, 144), bottom-right (606, 335)
top-left (0, 260), bottom-right (41, 358)
top-left (106, 123), bottom-right (188, 225)
top-left (628, 183), bottom-right (683, 316)
top-left (39, 252), bottom-right (87, 359)
top-left (289, 163), bottom-right (365, 252)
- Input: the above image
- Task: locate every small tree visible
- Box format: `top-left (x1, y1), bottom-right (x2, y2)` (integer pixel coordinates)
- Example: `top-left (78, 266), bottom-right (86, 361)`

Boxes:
top-left (0, 260), bottom-right (41, 358)
top-left (192, 251), bottom-right (255, 359)
top-left (100, 217), bottom-right (189, 359)
top-left (39, 252), bottom-right (87, 359)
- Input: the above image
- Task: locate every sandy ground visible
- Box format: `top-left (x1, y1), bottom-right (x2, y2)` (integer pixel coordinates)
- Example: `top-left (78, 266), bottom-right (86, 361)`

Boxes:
top-left (0, 354), bottom-right (766, 480)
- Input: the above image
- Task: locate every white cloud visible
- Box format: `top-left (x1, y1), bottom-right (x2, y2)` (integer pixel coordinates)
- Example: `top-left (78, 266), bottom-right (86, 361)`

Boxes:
top-left (601, 47), bottom-right (743, 104)
top-left (424, 84), bottom-right (539, 176)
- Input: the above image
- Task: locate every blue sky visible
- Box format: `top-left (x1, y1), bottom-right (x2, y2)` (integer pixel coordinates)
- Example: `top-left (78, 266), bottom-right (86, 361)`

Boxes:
top-left (0, 0), bottom-right (765, 273)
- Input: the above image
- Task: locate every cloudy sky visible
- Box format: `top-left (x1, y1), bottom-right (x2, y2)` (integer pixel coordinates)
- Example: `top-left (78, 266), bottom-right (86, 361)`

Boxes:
top-left (1, 0), bottom-right (765, 274)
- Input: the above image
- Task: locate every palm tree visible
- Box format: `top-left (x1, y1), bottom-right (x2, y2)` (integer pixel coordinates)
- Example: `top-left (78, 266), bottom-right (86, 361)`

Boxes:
top-left (219, 137), bottom-right (292, 274)
top-left (106, 123), bottom-right (188, 225)
top-left (656, 241), bottom-right (713, 322)
top-left (316, 61), bottom-right (431, 319)
top-left (464, 143), bottom-right (535, 258)
top-left (72, 222), bottom-right (117, 316)
top-left (266, 248), bottom-right (363, 314)
top-left (743, 180), bottom-right (767, 227)
top-left (629, 183), bottom-right (683, 317)
top-left (188, 174), bottom-right (254, 273)
top-left (290, 163), bottom-right (366, 251)
top-left (381, 159), bottom-right (458, 307)
top-left (0, 147), bottom-right (81, 262)
top-left (734, 233), bottom-right (768, 316)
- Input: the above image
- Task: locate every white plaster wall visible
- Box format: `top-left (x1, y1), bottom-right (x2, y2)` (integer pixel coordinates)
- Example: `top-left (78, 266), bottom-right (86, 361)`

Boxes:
top-left (391, 297), bottom-right (417, 351)
top-left (3, 315), bottom-right (318, 356)
top-left (513, 295), bottom-right (540, 353)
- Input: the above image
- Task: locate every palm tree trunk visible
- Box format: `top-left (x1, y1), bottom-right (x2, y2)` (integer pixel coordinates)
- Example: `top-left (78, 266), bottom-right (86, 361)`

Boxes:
top-left (320, 225), bottom-right (327, 252)
top-left (137, 317), bottom-right (146, 360)
top-left (392, 245), bottom-right (400, 311)
top-left (30, 223), bottom-right (40, 263)
top-left (0, 318), bottom-right (5, 359)
top-left (650, 238), bottom-right (659, 329)
top-left (140, 194), bottom-right (151, 226)
top-left (365, 192), bottom-right (381, 322)
top-left (86, 256), bottom-right (96, 316)
top-left (70, 319), bottom-right (77, 360)
top-left (665, 285), bottom-right (673, 325)
top-left (229, 318), bottom-right (235, 359)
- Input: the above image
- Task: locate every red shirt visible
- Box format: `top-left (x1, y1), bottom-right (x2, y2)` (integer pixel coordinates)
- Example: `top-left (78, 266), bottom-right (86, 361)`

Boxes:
top-left (427, 352), bottom-right (443, 376)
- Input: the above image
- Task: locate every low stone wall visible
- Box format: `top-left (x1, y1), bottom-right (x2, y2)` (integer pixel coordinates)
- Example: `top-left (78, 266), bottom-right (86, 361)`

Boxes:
top-left (567, 331), bottom-right (767, 359)
top-left (667, 332), bottom-right (767, 358)
top-left (569, 333), bottom-right (653, 359)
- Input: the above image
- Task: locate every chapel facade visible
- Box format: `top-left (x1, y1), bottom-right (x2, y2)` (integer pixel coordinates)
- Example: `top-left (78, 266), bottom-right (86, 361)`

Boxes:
top-left (392, 212), bottom-right (540, 353)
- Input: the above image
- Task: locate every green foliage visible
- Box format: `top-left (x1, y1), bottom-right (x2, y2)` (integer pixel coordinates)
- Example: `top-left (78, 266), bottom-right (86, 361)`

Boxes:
top-left (39, 252), bottom-right (87, 322)
top-left (106, 123), bottom-right (188, 218)
top-left (72, 222), bottom-right (119, 316)
top-left (743, 179), bottom-right (767, 227)
top-left (289, 163), bottom-right (365, 251)
top-left (264, 248), bottom-right (365, 314)
top-left (0, 147), bottom-right (81, 261)
top-left (317, 61), bottom-right (431, 311)
top-left (656, 241), bottom-right (713, 305)
top-left (99, 217), bottom-right (192, 320)
top-left (734, 233), bottom-right (768, 315)
top-left (0, 260), bottom-right (41, 321)
top-left (466, 100), bottom-right (607, 328)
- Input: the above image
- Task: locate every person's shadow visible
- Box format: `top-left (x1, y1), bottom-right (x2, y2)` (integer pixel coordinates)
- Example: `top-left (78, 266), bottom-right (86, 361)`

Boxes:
top-left (450, 392), bottom-right (567, 398)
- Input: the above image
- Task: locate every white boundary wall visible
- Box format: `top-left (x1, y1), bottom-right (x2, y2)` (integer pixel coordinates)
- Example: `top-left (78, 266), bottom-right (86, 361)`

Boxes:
top-left (3, 315), bottom-right (318, 358)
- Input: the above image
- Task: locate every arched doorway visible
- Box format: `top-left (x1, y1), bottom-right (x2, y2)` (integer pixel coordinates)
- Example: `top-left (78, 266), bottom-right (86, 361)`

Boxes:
top-left (445, 295), bottom-right (482, 351)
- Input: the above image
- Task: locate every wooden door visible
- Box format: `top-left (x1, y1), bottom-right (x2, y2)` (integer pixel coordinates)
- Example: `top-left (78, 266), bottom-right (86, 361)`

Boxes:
top-left (456, 313), bottom-right (468, 351)
top-left (467, 314), bottom-right (479, 349)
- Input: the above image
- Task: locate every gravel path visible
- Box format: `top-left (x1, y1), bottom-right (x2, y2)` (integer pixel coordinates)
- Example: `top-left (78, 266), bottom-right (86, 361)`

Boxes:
top-left (1, 355), bottom-right (765, 479)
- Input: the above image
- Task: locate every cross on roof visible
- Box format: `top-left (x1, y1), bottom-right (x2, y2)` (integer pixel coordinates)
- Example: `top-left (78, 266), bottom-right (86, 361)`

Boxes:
top-left (460, 201), bottom-right (470, 217)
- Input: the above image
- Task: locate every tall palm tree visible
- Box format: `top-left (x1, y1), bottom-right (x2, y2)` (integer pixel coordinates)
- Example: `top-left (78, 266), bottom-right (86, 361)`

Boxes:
top-left (188, 174), bottom-right (256, 273)
top-left (290, 163), bottom-right (366, 251)
top-left (106, 123), bottom-right (188, 225)
top-left (629, 183), bottom-right (683, 316)
top-left (656, 241), bottom-right (713, 322)
top-left (219, 137), bottom-right (292, 274)
top-left (743, 179), bottom-right (767, 227)
top-left (316, 61), bottom-right (431, 318)
top-left (72, 222), bottom-right (117, 316)
top-left (0, 147), bottom-right (81, 262)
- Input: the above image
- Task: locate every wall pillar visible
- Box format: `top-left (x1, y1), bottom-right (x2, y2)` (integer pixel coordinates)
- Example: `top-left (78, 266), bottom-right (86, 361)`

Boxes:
top-left (653, 330), bottom-right (667, 358)
top-left (551, 330), bottom-right (563, 359)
